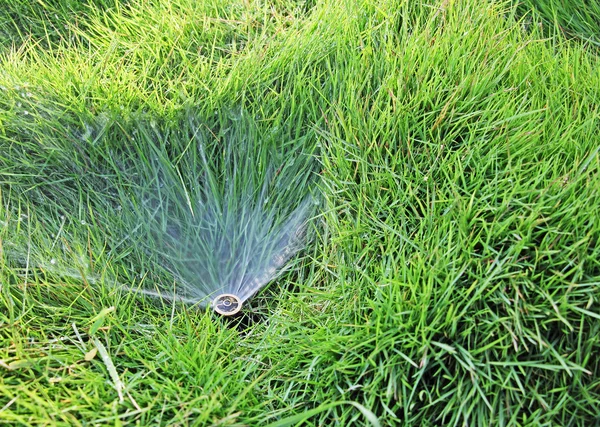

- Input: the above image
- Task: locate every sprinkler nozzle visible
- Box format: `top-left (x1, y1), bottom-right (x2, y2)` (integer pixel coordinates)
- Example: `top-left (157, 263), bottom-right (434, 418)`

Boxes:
top-left (212, 294), bottom-right (242, 316)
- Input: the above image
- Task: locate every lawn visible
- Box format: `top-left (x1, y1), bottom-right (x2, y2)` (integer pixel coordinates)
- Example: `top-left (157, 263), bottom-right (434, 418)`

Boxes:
top-left (1, 0), bottom-right (600, 425)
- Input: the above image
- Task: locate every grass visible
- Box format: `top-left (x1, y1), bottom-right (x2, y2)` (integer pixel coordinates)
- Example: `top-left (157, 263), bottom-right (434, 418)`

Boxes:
top-left (1, 0), bottom-right (600, 425)
top-left (518, 0), bottom-right (600, 48)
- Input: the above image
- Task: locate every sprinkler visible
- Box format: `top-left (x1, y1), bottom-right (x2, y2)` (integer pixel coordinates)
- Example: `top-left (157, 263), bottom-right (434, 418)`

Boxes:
top-left (212, 294), bottom-right (242, 316)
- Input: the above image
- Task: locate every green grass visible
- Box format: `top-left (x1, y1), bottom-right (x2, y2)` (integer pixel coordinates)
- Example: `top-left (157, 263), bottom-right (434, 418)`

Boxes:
top-left (1, 0), bottom-right (600, 425)
top-left (517, 0), bottom-right (600, 48)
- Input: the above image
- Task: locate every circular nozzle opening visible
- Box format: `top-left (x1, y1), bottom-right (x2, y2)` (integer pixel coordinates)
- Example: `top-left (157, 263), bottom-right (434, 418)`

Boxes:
top-left (212, 294), bottom-right (242, 316)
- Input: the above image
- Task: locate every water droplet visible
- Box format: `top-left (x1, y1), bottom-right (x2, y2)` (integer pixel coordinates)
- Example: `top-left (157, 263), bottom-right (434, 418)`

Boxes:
top-left (50, 259), bottom-right (56, 265)
top-left (80, 220), bottom-right (86, 225)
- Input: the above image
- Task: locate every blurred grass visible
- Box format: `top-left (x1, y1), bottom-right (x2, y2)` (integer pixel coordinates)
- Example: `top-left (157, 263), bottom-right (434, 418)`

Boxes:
top-left (1, 0), bottom-right (600, 425)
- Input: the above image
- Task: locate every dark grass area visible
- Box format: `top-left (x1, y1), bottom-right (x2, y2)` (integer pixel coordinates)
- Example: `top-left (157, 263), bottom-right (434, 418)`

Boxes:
top-left (516, 0), bottom-right (600, 49)
top-left (0, 0), bottom-right (126, 50)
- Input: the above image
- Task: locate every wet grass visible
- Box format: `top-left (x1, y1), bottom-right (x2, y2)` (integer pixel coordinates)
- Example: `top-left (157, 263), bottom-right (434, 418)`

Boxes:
top-left (1, 0), bottom-right (600, 425)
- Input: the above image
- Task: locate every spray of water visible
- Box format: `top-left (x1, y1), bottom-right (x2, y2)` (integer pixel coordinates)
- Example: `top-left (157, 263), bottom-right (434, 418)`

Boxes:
top-left (3, 111), bottom-right (316, 316)
top-left (117, 114), bottom-right (317, 315)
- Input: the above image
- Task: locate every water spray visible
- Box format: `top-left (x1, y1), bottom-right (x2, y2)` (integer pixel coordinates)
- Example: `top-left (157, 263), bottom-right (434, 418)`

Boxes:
top-left (115, 113), bottom-right (317, 316)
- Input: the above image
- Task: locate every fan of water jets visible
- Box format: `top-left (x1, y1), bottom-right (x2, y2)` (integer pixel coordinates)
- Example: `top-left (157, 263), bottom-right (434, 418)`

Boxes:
top-left (116, 114), bottom-right (318, 316)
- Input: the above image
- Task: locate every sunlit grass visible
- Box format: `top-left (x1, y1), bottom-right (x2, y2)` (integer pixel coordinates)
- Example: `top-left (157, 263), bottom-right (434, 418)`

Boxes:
top-left (1, 0), bottom-right (600, 425)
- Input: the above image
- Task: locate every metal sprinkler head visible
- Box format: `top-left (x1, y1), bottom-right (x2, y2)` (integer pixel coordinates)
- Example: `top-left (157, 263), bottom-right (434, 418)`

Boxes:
top-left (212, 294), bottom-right (242, 316)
